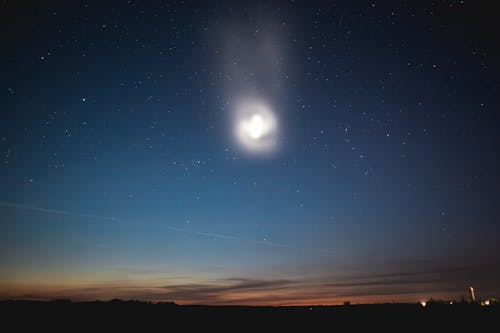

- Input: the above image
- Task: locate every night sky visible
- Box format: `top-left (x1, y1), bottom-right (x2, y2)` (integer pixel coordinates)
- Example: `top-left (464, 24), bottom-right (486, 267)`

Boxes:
top-left (1, 0), bottom-right (499, 305)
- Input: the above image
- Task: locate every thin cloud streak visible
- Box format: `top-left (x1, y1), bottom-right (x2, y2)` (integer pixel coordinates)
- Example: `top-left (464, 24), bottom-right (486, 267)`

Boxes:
top-left (0, 201), bottom-right (335, 253)
top-left (0, 201), bottom-right (238, 241)
top-left (0, 201), bottom-right (121, 223)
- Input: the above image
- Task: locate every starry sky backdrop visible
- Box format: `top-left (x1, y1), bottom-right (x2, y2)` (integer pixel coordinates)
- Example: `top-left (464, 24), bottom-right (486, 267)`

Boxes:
top-left (1, 0), bottom-right (499, 305)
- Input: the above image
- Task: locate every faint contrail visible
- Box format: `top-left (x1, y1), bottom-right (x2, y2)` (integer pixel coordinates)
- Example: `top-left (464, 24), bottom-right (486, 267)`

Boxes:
top-left (0, 201), bottom-right (120, 222)
top-left (0, 201), bottom-right (238, 242)
top-left (195, 231), bottom-right (237, 240)
top-left (0, 201), bottom-right (334, 254)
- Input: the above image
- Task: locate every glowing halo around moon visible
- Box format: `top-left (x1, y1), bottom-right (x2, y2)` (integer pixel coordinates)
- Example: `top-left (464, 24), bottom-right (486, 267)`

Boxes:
top-left (233, 97), bottom-right (278, 154)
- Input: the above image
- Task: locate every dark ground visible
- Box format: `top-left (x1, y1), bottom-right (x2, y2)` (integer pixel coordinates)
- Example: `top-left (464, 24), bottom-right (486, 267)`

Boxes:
top-left (1, 300), bottom-right (498, 330)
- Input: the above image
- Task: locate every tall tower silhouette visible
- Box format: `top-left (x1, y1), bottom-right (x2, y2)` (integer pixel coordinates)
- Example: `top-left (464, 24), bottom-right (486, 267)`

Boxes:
top-left (469, 287), bottom-right (476, 302)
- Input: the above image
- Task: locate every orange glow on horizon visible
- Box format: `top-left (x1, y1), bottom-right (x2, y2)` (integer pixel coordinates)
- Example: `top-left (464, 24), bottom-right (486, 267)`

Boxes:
top-left (0, 280), bottom-right (462, 306)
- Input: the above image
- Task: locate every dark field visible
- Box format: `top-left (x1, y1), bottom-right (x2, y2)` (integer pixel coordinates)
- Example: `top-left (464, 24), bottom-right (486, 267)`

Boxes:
top-left (2, 300), bottom-right (498, 330)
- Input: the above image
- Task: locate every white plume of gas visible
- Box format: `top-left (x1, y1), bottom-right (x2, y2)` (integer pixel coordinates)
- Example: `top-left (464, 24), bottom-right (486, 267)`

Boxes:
top-left (209, 9), bottom-right (290, 155)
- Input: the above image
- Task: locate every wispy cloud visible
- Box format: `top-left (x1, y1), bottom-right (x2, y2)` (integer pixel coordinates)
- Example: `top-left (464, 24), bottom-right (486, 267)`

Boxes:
top-left (4, 262), bottom-right (500, 305)
top-left (160, 278), bottom-right (293, 294)
top-left (0, 277), bottom-right (296, 304)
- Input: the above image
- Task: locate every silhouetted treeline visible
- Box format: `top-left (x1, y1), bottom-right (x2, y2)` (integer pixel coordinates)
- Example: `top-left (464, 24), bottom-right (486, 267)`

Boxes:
top-left (1, 299), bottom-right (498, 330)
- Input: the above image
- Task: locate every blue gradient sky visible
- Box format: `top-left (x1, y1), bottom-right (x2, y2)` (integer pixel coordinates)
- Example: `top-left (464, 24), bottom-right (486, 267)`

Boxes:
top-left (1, 1), bottom-right (499, 304)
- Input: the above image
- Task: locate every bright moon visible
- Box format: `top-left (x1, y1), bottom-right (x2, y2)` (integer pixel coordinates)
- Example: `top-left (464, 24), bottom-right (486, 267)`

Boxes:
top-left (234, 98), bottom-right (278, 153)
